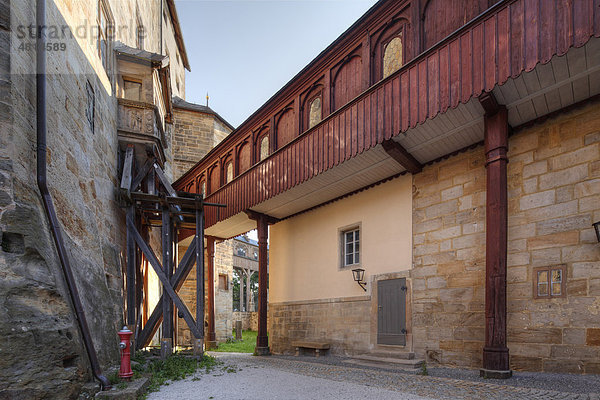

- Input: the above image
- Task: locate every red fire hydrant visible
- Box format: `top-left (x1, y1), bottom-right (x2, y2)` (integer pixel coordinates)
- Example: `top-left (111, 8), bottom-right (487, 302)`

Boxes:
top-left (118, 326), bottom-right (133, 380)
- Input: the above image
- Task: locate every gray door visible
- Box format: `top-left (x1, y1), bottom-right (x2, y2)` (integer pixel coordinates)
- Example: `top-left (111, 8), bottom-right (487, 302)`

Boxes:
top-left (377, 278), bottom-right (406, 345)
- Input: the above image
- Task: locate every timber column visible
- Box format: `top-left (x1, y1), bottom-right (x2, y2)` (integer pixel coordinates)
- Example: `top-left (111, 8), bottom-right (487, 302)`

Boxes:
top-left (481, 105), bottom-right (511, 379)
top-left (255, 215), bottom-right (270, 355)
top-left (206, 236), bottom-right (217, 349)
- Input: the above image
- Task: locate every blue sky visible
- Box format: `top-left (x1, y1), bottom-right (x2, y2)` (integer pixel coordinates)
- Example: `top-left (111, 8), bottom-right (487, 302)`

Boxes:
top-left (176, 0), bottom-right (378, 128)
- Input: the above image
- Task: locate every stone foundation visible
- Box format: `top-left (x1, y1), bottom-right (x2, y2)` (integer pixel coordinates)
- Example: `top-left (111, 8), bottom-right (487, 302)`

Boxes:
top-left (269, 296), bottom-right (370, 356)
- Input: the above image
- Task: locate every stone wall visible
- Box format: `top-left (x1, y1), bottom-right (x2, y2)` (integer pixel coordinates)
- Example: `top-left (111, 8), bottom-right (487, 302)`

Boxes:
top-left (172, 107), bottom-right (232, 181)
top-left (269, 297), bottom-right (370, 356)
top-left (411, 145), bottom-right (487, 368)
top-left (0, 0), bottom-right (186, 396)
top-left (411, 101), bottom-right (600, 373)
top-left (176, 239), bottom-right (234, 345)
top-left (505, 101), bottom-right (600, 374)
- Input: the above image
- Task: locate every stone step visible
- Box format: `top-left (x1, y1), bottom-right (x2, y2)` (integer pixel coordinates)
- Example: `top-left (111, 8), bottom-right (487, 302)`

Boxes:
top-left (350, 354), bottom-right (424, 369)
top-left (367, 350), bottom-right (415, 360)
top-left (343, 358), bottom-right (424, 373)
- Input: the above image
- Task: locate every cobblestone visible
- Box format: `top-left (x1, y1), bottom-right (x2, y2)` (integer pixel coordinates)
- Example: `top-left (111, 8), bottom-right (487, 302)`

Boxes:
top-left (149, 353), bottom-right (600, 399)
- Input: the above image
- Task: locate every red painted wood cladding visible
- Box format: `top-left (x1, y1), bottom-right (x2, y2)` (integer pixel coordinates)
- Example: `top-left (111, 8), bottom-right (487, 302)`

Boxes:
top-left (176, 0), bottom-right (600, 229)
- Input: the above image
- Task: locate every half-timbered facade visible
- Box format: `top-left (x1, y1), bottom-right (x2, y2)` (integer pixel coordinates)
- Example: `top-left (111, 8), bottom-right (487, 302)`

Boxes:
top-left (175, 0), bottom-right (600, 375)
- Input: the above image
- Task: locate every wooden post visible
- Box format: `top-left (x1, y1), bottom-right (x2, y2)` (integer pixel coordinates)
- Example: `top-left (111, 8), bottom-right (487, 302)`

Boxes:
top-left (161, 206), bottom-right (173, 359)
top-left (255, 215), bottom-right (270, 355)
top-left (239, 269), bottom-right (245, 312)
top-left (194, 202), bottom-right (205, 356)
top-left (245, 269), bottom-right (251, 312)
top-left (126, 206), bottom-right (136, 329)
top-left (481, 106), bottom-right (511, 379)
top-left (206, 236), bottom-right (217, 349)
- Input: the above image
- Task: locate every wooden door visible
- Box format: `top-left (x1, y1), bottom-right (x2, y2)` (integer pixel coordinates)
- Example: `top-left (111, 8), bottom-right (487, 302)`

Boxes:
top-left (377, 278), bottom-right (407, 345)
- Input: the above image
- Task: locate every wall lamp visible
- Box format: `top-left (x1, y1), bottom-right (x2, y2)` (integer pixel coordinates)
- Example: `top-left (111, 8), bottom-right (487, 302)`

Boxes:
top-left (352, 268), bottom-right (367, 291)
top-left (594, 221), bottom-right (600, 243)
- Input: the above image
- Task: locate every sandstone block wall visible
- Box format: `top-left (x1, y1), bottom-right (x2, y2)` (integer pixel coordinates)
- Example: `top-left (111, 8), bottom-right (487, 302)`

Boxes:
top-left (505, 101), bottom-right (600, 374)
top-left (269, 297), bottom-right (370, 356)
top-left (1, 0), bottom-right (187, 396)
top-left (411, 145), bottom-right (487, 368)
top-left (411, 101), bottom-right (600, 373)
top-left (172, 108), bottom-right (232, 181)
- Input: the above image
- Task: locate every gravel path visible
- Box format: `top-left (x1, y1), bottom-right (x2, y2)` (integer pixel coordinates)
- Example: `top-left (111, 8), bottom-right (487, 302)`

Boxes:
top-left (146, 353), bottom-right (432, 400)
top-left (147, 353), bottom-right (600, 400)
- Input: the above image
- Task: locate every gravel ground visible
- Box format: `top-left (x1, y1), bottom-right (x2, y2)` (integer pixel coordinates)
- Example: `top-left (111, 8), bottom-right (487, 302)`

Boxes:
top-left (146, 353), bottom-right (432, 400)
top-left (147, 353), bottom-right (600, 400)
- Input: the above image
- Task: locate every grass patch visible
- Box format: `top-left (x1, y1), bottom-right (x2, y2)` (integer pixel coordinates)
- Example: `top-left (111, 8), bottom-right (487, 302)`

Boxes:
top-left (213, 330), bottom-right (257, 353)
top-left (131, 351), bottom-right (220, 398)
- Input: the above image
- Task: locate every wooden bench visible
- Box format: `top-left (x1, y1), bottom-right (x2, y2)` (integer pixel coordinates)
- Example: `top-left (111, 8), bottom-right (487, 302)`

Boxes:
top-left (292, 341), bottom-right (330, 357)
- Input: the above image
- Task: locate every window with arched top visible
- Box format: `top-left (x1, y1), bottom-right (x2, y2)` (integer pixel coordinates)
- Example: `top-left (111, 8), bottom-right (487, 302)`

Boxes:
top-left (308, 97), bottom-right (322, 129)
top-left (259, 136), bottom-right (269, 161)
top-left (383, 34), bottom-right (403, 79)
top-left (226, 162), bottom-right (233, 184)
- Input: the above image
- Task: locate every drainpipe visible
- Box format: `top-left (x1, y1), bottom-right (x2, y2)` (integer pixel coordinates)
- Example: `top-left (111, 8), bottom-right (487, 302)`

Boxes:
top-left (36, 0), bottom-right (111, 390)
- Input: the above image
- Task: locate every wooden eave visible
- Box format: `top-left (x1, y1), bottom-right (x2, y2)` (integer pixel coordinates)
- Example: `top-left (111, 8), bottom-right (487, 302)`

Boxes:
top-left (165, 0), bottom-right (191, 71)
top-left (175, 0), bottom-right (600, 231)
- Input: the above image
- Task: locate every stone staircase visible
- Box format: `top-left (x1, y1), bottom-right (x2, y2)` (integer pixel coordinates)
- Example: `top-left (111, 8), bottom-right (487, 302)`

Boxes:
top-left (344, 350), bottom-right (425, 373)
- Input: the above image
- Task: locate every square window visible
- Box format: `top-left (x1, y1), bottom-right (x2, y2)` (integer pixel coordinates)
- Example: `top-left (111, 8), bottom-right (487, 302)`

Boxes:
top-left (340, 226), bottom-right (360, 268)
top-left (534, 265), bottom-right (566, 299)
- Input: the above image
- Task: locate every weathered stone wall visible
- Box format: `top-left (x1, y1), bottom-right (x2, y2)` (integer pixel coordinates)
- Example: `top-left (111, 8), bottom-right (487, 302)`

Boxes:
top-left (505, 101), bottom-right (600, 374)
top-left (1, 0), bottom-right (187, 396)
top-left (269, 297), bottom-right (370, 356)
top-left (176, 239), bottom-right (234, 346)
top-left (411, 101), bottom-right (600, 373)
top-left (411, 145), bottom-right (487, 368)
top-left (214, 239), bottom-right (234, 342)
top-left (172, 107), bottom-right (232, 181)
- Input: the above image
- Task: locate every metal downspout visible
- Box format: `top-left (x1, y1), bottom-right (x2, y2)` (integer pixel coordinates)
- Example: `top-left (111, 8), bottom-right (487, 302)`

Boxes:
top-left (36, 0), bottom-right (111, 390)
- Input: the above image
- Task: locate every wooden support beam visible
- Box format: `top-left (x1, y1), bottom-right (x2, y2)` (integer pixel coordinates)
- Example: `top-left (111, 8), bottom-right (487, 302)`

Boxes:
top-left (194, 199), bottom-right (205, 355)
top-left (206, 236), bottom-right (217, 349)
top-left (481, 106), bottom-right (511, 379)
top-left (120, 145), bottom-right (134, 202)
top-left (255, 215), bottom-right (270, 355)
top-left (161, 206), bottom-right (173, 358)
top-left (381, 139), bottom-right (422, 174)
top-left (131, 158), bottom-right (155, 192)
top-left (136, 236), bottom-right (197, 349)
top-left (244, 210), bottom-right (279, 225)
top-left (126, 206), bottom-right (136, 328)
top-left (479, 92), bottom-right (500, 116)
top-left (126, 215), bottom-right (202, 341)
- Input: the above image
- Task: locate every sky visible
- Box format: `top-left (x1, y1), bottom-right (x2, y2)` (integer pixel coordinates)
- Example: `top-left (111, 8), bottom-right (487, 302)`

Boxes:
top-left (175, 0), bottom-right (379, 129)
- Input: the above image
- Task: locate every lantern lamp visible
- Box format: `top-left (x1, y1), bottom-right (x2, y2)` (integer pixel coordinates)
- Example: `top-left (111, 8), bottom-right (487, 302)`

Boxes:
top-left (352, 268), bottom-right (367, 291)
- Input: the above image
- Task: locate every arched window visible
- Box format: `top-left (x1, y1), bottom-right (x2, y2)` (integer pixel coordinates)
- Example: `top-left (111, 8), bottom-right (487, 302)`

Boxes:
top-left (200, 180), bottom-right (206, 196)
top-left (259, 136), bottom-right (269, 161)
top-left (308, 97), bottom-right (322, 129)
top-left (226, 162), bottom-right (233, 183)
top-left (383, 34), bottom-right (403, 79)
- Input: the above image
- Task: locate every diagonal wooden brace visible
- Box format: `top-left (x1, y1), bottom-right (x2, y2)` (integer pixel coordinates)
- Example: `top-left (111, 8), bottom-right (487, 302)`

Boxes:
top-left (136, 235), bottom-right (198, 348)
top-left (126, 214), bottom-right (202, 340)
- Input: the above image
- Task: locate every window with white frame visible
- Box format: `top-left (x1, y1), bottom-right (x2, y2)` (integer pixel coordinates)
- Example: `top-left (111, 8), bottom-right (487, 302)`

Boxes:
top-left (342, 227), bottom-right (360, 267)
